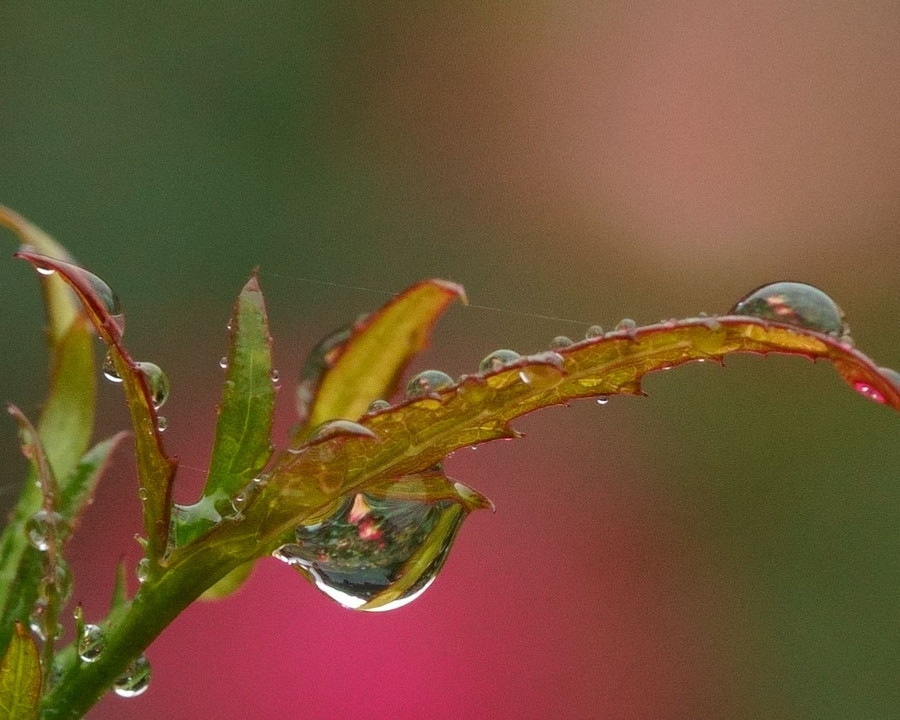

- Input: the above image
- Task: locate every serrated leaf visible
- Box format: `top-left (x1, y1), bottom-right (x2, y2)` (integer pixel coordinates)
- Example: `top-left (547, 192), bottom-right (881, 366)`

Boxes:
top-left (248, 315), bottom-right (900, 547)
top-left (204, 272), bottom-right (275, 510)
top-left (0, 622), bottom-right (41, 720)
top-left (293, 279), bottom-right (465, 442)
top-left (14, 251), bottom-right (176, 563)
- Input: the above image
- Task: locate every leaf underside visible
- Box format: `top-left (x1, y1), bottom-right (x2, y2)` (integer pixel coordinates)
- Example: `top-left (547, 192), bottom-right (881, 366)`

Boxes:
top-left (0, 622), bottom-right (41, 720)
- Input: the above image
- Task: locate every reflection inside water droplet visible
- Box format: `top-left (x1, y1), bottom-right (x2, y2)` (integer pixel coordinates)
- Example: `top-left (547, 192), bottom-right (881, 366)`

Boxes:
top-left (134, 362), bottom-right (170, 410)
top-left (78, 624), bottom-right (106, 663)
top-left (113, 655), bottom-right (151, 698)
top-left (26, 509), bottom-right (63, 552)
top-left (729, 281), bottom-right (849, 338)
top-left (274, 482), bottom-right (468, 612)
top-left (102, 352), bottom-right (122, 383)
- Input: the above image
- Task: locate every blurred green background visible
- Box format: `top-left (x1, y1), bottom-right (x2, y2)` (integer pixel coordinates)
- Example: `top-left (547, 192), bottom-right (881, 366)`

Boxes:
top-left (1, 4), bottom-right (898, 719)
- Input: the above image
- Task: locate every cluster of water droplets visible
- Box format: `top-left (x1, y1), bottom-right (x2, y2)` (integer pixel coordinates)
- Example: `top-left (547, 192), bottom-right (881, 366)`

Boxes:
top-left (24, 507), bottom-right (72, 645)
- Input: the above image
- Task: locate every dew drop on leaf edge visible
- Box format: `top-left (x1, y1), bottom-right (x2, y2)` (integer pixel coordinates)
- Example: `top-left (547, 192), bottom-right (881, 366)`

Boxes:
top-left (478, 349), bottom-right (521, 374)
top-left (729, 281), bottom-right (849, 338)
top-left (309, 419), bottom-right (377, 443)
top-left (113, 655), bottom-right (151, 698)
top-left (134, 361), bottom-right (170, 410)
top-left (406, 370), bottom-right (454, 398)
top-left (102, 352), bottom-right (122, 383)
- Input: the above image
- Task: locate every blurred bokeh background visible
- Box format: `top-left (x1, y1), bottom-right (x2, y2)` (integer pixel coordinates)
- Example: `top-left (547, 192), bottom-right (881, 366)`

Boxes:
top-left (1, 3), bottom-right (899, 719)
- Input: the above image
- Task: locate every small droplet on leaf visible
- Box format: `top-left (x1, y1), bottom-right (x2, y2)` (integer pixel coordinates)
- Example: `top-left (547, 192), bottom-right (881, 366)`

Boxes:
top-left (35, 265), bottom-right (56, 276)
top-left (596, 396), bottom-right (609, 405)
top-left (102, 352), bottom-right (122, 383)
top-left (113, 655), bottom-right (152, 698)
top-left (270, 368), bottom-right (280, 384)
top-left (615, 318), bottom-right (637, 333)
top-left (309, 419), bottom-right (378, 443)
top-left (367, 399), bottom-right (391, 413)
top-left (156, 416), bottom-right (167, 433)
top-left (29, 598), bottom-right (48, 640)
top-left (136, 558), bottom-right (150, 584)
top-left (26, 509), bottom-right (63, 551)
top-left (729, 282), bottom-right (849, 338)
top-left (219, 356), bottom-right (228, 370)
top-left (585, 325), bottom-right (604, 339)
top-left (406, 370), bottom-right (454, 398)
top-left (38, 559), bottom-right (73, 604)
top-left (134, 362), bottom-right (170, 410)
top-left (550, 336), bottom-right (573, 350)
top-left (78, 624), bottom-right (106, 663)
top-left (478, 349), bottom-right (521, 374)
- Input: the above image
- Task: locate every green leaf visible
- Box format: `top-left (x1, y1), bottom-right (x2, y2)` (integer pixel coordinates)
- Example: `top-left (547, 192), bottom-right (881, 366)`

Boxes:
top-left (0, 622), bottom-right (41, 720)
top-left (244, 315), bottom-right (900, 549)
top-left (203, 271), bottom-right (275, 510)
top-left (199, 562), bottom-right (255, 601)
top-left (14, 251), bottom-right (176, 564)
top-left (58, 433), bottom-right (127, 530)
top-left (293, 279), bottom-right (465, 442)
top-left (0, 206), bottom-right (80, 345)
top-left (37, 320), bottom-right (95, 487)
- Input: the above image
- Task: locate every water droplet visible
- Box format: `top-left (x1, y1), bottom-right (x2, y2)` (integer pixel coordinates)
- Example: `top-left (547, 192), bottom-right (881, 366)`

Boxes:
top-left (596, 396), bottom-right (609, 405)
top-left (406, 370), bottom-right (454, 398)
top-left (136, 558), bottom-right (150, 584)
top-left (138, 487), bottom-right (148, 501)
top-left (729, 282), bottom-right (849, 338)
top-left (226, 321), bottom-right (233, 331)
top-left (231, 492), bottom-right (247, 513)
top-left (274, 482), bottom-right (468, 611)
top-left (36, 265), bottom-right (56, 276)
top-left (309, 419), bottom-right (378, 443)
top-left (38, 559), bottom-right (73, 604)
top-left (518, 370), bottom-right (531, 384)
top-left (853, 381), bottom-right (886, 404)
top-left (270, 368), bottom-right (280, 384)
top-left (615, 318), bottom-right (637, 333)
top-left (26, 509), bottom-right (63, 551)
top-left (78, 624), bottom-right (106, 663)
top-left (102, 352), bottom-right (122, 383)
top-left (550, 336), bottom-right (573, 350)
top-left (113, 655), bottom-right (152, 698)
top-left (367, 399), bottom-right (391, 413)
top-left (219, 356), bottom-right (228, 370)
top-left (585, 325), bottom-right (604, 339)
top-left (29, 598), bottom-right (48, 640)
top-left (156, 416), bottom-right (167, 433)
top-left (478, 349), bottom-right (521, 374)
top-left (134, 362), bottom-right (170, 410)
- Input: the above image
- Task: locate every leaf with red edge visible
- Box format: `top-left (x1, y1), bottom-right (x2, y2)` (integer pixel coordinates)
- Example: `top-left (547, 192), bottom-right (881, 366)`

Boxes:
top-left (235, 314), bottom-right (900, 553)
top-left (293, 279), bottom-right (466, 442)
top-left (14, 250), bottom-right (176, 564)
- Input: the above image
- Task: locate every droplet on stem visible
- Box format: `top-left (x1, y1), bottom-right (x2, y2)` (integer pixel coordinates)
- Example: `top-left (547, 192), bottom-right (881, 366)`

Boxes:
top-left (134, 362), bottom-right (170, 410)
top-left (102, 352), bottom-right (122, 383)
top-left (25, 509), bottom-right (63, 552)
top-left (78, 624), bottom-right (107, 663)
top-left (113, 655), bottom-right (152, 698)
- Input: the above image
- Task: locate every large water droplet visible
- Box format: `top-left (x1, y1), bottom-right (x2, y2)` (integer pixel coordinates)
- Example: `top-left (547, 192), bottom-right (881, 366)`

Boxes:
top-left (113, 655), bottom-right (152, 698)
top-left (478, 349), bottom-right (521, 374)
top-left (273, 482), bottom-right (469, 611)
top-left (134, 362), bottom-right (170, 410)
top-left (26, 509), bottom-right (63, 551)
top-left (78, 624), bottom-right (106, 663)
top-left (729, 282), bottom-right (849, 338)
top-left (309, 419), bottom-right (378, 443)
top-left (406, 370), bottom-right (454, 398)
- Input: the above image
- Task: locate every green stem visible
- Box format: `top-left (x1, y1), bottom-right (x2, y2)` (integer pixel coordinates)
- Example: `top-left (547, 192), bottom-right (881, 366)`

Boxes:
top-left (38, 522), bottom-right (258, 720)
